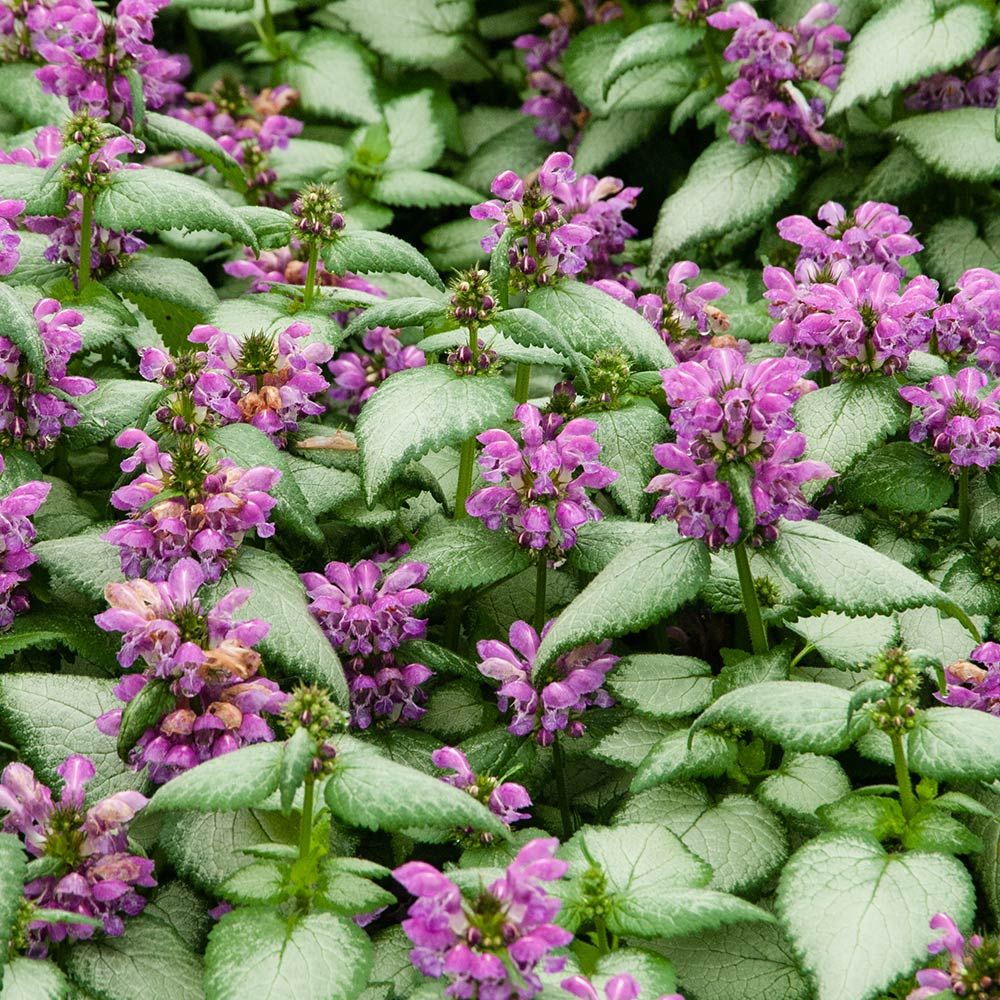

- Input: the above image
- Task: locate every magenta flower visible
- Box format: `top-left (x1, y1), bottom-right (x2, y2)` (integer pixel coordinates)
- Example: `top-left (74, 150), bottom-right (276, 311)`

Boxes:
top-left (935, 642), bottom-right (1000, 715)
top-left (0, 198), bottom-right (24, 275)
top-left (906, 46), bottom-right (1000, 111)
top-left (0, 754), bottom-right (154, 957)
top-left (328, 327), bottom-right (426, 417)
top-left (766, 264), bottom-right (938, 377)
top-left (394, 837), bottom-right (572, 998)
top-left (900, 368), bottom-right (1000, 473)
top-left (933, 267), bottom-right (1000, 370)
top-left (477, 620), bottom-right (616, 747)
top-left (102, 428), bottom-right (280, 582)
top-left (432, 746), bottom-right (532, 827)
top-left (34, 0), bottom-right (189, 129)
top-left (562, 973), bottom-right (685, 1000)
top-left (467, 403), bottom-right (617, 553)
top-left (0, 297), bottom-right (96, 451)
top-left (187, 322), bottom-right (332, 445)
top-left (708, 2), bottom-right (850, 154)
top-left (0, 454), bottom-right (51, 629)
top-left (906, 913), bottom-right (989, 999)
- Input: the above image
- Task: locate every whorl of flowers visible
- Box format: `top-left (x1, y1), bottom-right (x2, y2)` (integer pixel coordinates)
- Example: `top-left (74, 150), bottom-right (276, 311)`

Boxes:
top-left (765, 263), bottom-right (938, 378)
top-left (563, 974), bottom-right (685, 1000)
top-left (514, 1), bottom-right (622, 148)
top-left (0, 297), bottom-right (96, 451)
top-left (708, 2), bottom-right (850, 154)
top-left (647, 349), bottom-right (833, 548)
top-left (0, 754), bottom-right (154, 956)
top-left (0, 454), bottom-right (50, 629)
top-left (906, 46), bottom-right (1000, 112)
top-left (433, 746), bottom-right (532, 829)
top-left (302, 559), bottom-right (432, 729)
top-left (467, 403), bottom-right (618, 554)
top-left (328, 327), bottom-right (427, 417)
top-left (906, 913), bottom-right (999, 999)
top-left (394, 837), bottom-right (572, 998)
top-left (102, 428), bottom-right (280, 583)
top-left (477, 620), bottom-right (617, 747)
top-left (900, 368), bottom-right (1000, 473)
top-left (936, 642), bottom-right (1000, 716)
top-left (94, 558), bottom-right (285, 784)
top-left (933, 267), bottom-right (1000, 370)
top-left (33, 0), bottom-right (189, 129)
top-left (185, 322), bottom-right (332, 445)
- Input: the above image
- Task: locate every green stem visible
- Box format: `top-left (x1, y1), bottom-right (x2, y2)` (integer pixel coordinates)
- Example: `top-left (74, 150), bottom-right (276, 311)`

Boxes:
top-left (514, 363), bottom-right (531, 403)
top-left (959, 468), bottom-right (970, 543)
top-left (468, 324), bottom-right (479, 364)
top-left (78, 190), bottom-right (94, 292)
top-left (298, 775), bottom-right (315, 861)
top-left (890, 731), bottom-right (917, 821)
top-left (703, 34), bottom-right (726, 90)
top-left (534, 554), bottom-right (547, 633)
top-left (595, 915), bottom-right (611, 955)
top-left (454, 437), bottom-right (476, 520)
top-left (552, 735), bottom-right (574, 840)
top-left (734, 539), bottom-right (768, 655)
top-left (260, 0), bottom-right (276, 47)
top-left (302, 241), bottom-right (319, 310)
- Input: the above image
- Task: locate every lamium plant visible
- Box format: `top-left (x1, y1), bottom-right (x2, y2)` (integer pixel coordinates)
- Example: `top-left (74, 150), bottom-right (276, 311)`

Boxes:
top-left (1, 1), bottom-right (1000, 999)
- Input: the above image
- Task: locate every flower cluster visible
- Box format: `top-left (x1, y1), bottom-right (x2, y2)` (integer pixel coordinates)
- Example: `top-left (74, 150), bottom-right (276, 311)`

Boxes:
top-left (103, 428), bottom-right (280, 582)
top-left (467, 403), bottom-right (617, 554)
top-left (95, 559), bottom-right (286, 784)
top-left (562, 974), bottom-right (685, 1000)
top-left (937, 642), bottom-right (1000, 716)
top-left (906, 46), bottom-right (1000, 112)
top-left (765, 263), bottom-right (938, 377)
top-left (0, 198), bottom-right (24, 275)
top-left (394, 837), bottom-right (571, 998)
top-left (514, 1), bottom-right (622, 148)
top-left (0, 297), bottom-right (96, 451)
top-left (185, 322), bottom-right (332, 445)
top-left (900, 368), bottom-right (1000, 473)
top-left (648, 349), bottom-right (833, 547)
top-left (477, 620), bottom-right (616, 747)
top-left (595, 261), bottom-right (733, 361)
top-left (933, 267), bottom-right (1000, 370)
top-left (0, 455), bottom-right (50, 629)
top-left (708, 2), bottom-right (850, 154)
top-left (432, 746), bottom-right (532, 828)
top-left (328, 327), bottom-right (426, 417)
top-left (34, 0), bottom-right (189, 128)
top-left (302, 559), bottom-right (432, 729)
top-left (907, 913), bottom-right (1000, 999)
top-left (0, 755), bottom-right (154, 957)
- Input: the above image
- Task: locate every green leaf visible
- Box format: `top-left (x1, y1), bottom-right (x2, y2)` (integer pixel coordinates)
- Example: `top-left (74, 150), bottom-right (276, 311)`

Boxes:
top-left (344, 297), bottom-right (446, 340)
top-left (103, 255), bottom-right (218, 334)
top-left (279, 729), bottom-right (314, 815)
top-left (893, 107), bottom-right (1000, 182)
top-left (602, 21), bottom-right (702, 97)
top-left (563, 22), bottom-right (627, 112)
top-left (664, 921), bottom-right (811, 1000)
top-left (282, 32), bottom-right (379, 124)
top-left (234, 206), bottom-right (296, 251)
top-left (331, 0), bottom-right (472, 65)
top-left (713, 643), bottom-right (793, 696)
top-left (324, 739), bottom-right (506, 838)
top-left (592, 949), bottom-right (678, 997)
top-left (323, 231), bottom-right (444, 291)
top-left (609, 654), bottom-right (713, 719)
top-left (218, 861), bottom-right (284, 905)
top-left (32, 527), bottom-right (121, 601)
top-left (370, 170), bottom-right (483, 209)
top-left (0, 63), bottom-right (68, 126)
top-left (207, 547), bottom-right (348, 705)
top-left (526, 281), bottom-right (675, 373)
top-left (418, 680), bottom-right (497, 740)
top-left (205, 909), bottom-right (371, 1000)
top-left (64, 379), bottom-right (163, 448)
top-left (651, 142), bottom-right (801, 267)
top-left (94, 169), bottom-right (256, 248)
top-left (777, 832), bottom-right (976, 1000)
top-left (829, 0), bottom-right (991, 114)
top-left (491, 307), bottom-right (592, 386)
top-left (907, 707), bottom-right (1000, 782)
top-left (794, 378), bottom-right (908, 477)
top-left (285, 455), bottom-right (361, 519)
top-left (0, 608), bottom-right (115, 666)
top-left (142, 112), bottom-right (245, 190)
top-left (146, 742), bottom-right (284, 814)
top-left (818, 795), bottom-right (905, 841)
top-left (590, 715), bottom-right (681, 768)
top-left (383, 90), bottom-right (446, 171)
top-left (631, 729), bottom-right (738, 792)
top-left (534, 524), bottom-right (710, 671)
top-left (758, 753), bottom-right (852, 824)
top-left (590, 402), bottom-right (668, 519)
top-left (604, 59), bottom-right (698, 112)
top-left (691, 680), bottom-right (885, 754)
top-left (902, 808), bottom-right (982, 855)
top-left (356, 365), bottom-right (514, 503)
top-left (0, 673), bottom-right (144, 801)
top-left (899, 605), bottom-right (986, 665)
top-left (0, 164), bottom-right (65, 215)
top-left (0, 835), bottom-right (26, 980)
top-left (924, 217), bottom-right (1000, 288)
top-left (838, 441), bottom-right (953, 512)
top-left (573, 109), bottom-right (660, 175)
top-left (0, 957), bottom-right (69, 1000)
top-left (786, 612), bottom-right (898, 670)
top-left (0, 284), bottom-right (46, 375)
top-left (117, 679), bottom-right (174, 763)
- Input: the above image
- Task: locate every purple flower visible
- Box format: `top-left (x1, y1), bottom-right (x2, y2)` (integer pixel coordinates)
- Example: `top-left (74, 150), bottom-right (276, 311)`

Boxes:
top-left (467, 403), bottom-right (617, 553)
top-left (933, 267), bottom-right (1000, 371)
top-left (936, 642), bottom-right (1000, 715)
top-left (34, 0), bottom-right (189, 129)
top-left (0, 297), bottom-right (96, 451)
top-left (0, 754), bottom-right (154, 956)
top-left (906, 913), bottom-right (988, 999)
top-left (0, 198), bottom-right (25, 275)
top-left (673, 0), bottom-right (722, 20)
top-left (187, 322), bottom-right (332, 445)
top-left (394, 837), bottom-right (572, 998)
top-left (477, 620), bottom-right (617, 747)
top-left (0, 454), bottom-right (51, 629)
top-left (328, 327), bottom-right (426, 417)
top-left (343, 654), bottom-right (432, 730)
top-left (102, 428), bottom-right (281, 582)
top-left (900, 368), bottom-right (1000, 473)
top-left (906, 46), bottom-right (1000, 111)
top-left (766, 263), bottom-right (938, 377)
top-left (708, 2), bottom-right (850, 154)
top-left (432, 746), bottom-right (532, 827)
top-left (563, 973), bottom-right (685, 1000)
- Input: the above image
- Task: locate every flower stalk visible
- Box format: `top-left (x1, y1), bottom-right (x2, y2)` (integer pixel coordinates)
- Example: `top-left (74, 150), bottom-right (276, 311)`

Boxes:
top-left (734, 538), bottom-right (768, 654)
